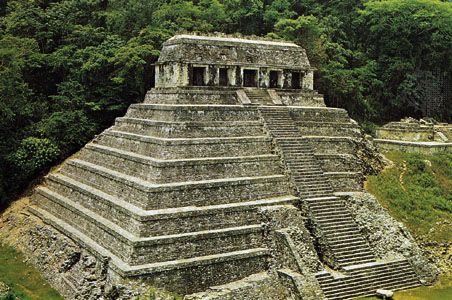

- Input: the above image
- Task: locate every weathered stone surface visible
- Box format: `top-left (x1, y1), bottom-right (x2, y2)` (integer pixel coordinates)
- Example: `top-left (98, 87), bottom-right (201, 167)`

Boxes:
top-left (376, 288), bottom-right (393, 299)
top-left (375, 118), bottom-right (452, 153)
top-left (0, 34), bottom-right (434, 300)
top-left (342, 192), bottom-right (439, 283)
top-left (0, 199), bottom-right (147, 299)
top-left (184, 272), bottom-right (295, 300)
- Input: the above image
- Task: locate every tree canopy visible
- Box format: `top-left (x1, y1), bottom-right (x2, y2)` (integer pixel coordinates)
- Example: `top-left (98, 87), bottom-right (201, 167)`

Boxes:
top-left (0, 0), bottom-right (451, 207)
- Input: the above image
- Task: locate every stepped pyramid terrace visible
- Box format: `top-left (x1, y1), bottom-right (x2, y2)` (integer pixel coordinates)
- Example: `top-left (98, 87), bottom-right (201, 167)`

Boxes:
top-left (27, 35), bottom-right (437, 299)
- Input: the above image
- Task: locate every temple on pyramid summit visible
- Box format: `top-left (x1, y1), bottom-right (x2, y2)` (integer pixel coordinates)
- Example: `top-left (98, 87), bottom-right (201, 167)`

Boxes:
top-left (29, 35), bottom-right (433, 299)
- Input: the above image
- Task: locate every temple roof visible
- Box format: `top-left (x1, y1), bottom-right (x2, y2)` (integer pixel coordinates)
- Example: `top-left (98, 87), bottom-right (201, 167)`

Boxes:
top-left (157, 34), bottom-right (311, 69)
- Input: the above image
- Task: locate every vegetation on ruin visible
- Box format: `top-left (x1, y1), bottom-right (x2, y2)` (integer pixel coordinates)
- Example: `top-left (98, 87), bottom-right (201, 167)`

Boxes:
top-left (0, 243), bottom-right (62, 299)
top-left (366, 151), bottom-right (451, 242)
top-left (363, 151), bottom-right (452, 299)
top-left (0, 0), bottom-right (451, 207)
top-left (357, 276), bottom-right (452, 300)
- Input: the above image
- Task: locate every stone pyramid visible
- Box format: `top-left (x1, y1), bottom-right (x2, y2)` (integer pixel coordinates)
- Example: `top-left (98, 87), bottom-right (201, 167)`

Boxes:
top-left (30, 35), bottom-right (423, 299)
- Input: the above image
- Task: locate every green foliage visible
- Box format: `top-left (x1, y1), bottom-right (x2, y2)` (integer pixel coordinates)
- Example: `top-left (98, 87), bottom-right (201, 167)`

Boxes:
top-left (359, 121), bottom-right (378, 137)
top-left (0, 291), bottom-right (16, 300)
top-left (0, 0), bottom-right (450, 208)
top-left (10, 137), bottom-right (60, 176)
top-left (0, 243), bottom-right (63, 299)
top-left (367, 152), bottom-right (452, 241)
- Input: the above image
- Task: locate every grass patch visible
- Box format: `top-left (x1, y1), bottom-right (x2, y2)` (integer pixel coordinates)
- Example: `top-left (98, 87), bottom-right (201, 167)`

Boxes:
top-left (357, 275), bottom-right (452, 300)
top-left (366, 151), bottom-right (452, 242)
top-left (0, 243), bottom-right (62, 300)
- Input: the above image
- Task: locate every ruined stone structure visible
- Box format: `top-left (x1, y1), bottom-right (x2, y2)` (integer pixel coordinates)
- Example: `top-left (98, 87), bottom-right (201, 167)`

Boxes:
top-left (375, 117), bottom-right (452, 154)
top-left (28, 35), bottom-right (434, 299)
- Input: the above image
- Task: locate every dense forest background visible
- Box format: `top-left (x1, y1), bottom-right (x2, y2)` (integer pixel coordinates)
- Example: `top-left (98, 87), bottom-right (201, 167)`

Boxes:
top-left (0, 0), bottom-right (451, 207)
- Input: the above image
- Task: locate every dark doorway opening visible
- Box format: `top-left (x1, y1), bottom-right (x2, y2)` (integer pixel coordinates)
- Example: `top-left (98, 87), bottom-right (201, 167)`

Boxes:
top-left (219, 68), bottom-right (228, 86)
top-left (243, 69), bottom-right (258, 87)
top-left (192, 67), bottom-right (206, 86)
top-left (291, 72), bottom-right (301, 89)
top-left (270, 71), bottom-right (279, 88)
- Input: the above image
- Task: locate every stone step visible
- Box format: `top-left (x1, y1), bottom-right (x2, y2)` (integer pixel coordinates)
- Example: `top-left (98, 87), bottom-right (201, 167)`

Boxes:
top-left (266, 124), bottom-right (298, 128)
top-left (266, 129), bottom-right (298, 133)
top-left (300, 187), bottom-right (334, 194)
top-left (334, 255), bottom-right (376, 265)
top-left (280, 149), bottom-right (315, 154)
top-left (322, 226), bottom-right (361, 234)
top-left (326, 234), bottom-right (367, 243)
top-left (277, 142), bottom-right (310, 146)
top-left (321, 267), bottom-right (417, 287)
top-left (309, 203), bottom-right (346, 211)
top-left (327, 232), bottom-right (365, 240)
top-left (266, 125), bottom-right (298, 129)
top-left (310, 208), bottom-right (349, 216)
top-left (126, 104), bottom-right (260, 122)
top-left (319, 272), bottom-right (416, 295)
top-left (284, 158), bottom-right (317, 164)
top-left (42, 175), bottom-right (298, 237)
top-left (291, 170), bottom-right (327, 176)
top-left (114, 117), bottom-right (264, 138)
top-left (269, 134), bottom-right (302, 138)
top-left (346, 260), bottom-right (413, 274)
top-left (282, 151), bottom-right (315, 156)
top-left (305, 196), bottom-right (339, 202)
top-left (95, 130), bottom-right (273, 159)
top-left (328, 241), bottom-right (370, 252)
top-left (29, 206), bottom-right (269, 294)
top-left (321, 222), bottom-right (359, 230)
top-left (313, 209), bottom-right (351, 217)
top-left (298, 187), bottom-right (333, 194)
top-left (308, 203), bottom-right (345, 210)
top-left (59, 159), bottom-right (290, 210)
top-left (283, 154), bottom-right (316, 160)
top-left (332, 245), bottom-right (374, 255)
top-left (288, 166), bottom-right (321, 172)
top-left (321, 275), bottom-right (418, 298)
top-left (34, 189), bottom-right (265, 266)
top-left (308, 205), bottom-right (346, 212)
top-left (334, 249), bottom-right (375, 259)
top-left (297, 178), bottom-right (332, 185)
top-left (286, 161), bottom-right (320, 167)
top-left (320, 273), bottom-right (419, 296)
top-left (300, 191), bottom-right (334, 198)
top-left (81, 143), bottom-right (282, 183)
top-left (328, 237), bottom-right (370, 247)
top-left (322, 228), bottom-right (361, 237)
top-left (292, 177), bottom-right (331, 184)
top-left (314, 215), bottom-right (355, 224)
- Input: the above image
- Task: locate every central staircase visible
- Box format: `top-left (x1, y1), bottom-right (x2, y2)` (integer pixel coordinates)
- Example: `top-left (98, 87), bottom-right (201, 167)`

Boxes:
top-left (258, 106), bottom-right (420, 299)
top-left (245, 89), bottom-right (273, 105)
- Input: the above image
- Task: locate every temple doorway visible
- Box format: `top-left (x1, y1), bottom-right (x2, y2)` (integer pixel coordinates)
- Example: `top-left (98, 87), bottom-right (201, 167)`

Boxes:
top-left (243, 69), bottom-right (258, 87)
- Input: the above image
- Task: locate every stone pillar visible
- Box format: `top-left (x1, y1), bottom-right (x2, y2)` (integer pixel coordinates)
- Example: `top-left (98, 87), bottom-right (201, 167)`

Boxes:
top-left (283, 70), bottom-right (292, 89)
top-left (260, 68), bottom-right (269, 88)
top-left (207, 65), bottom-right (216, 86)
top-left (180, 64), bottom-right (189, 87)
top-left (303, 70), bottom-right (314, 90)
top-left (228, 67), bottom-right (237, 86)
